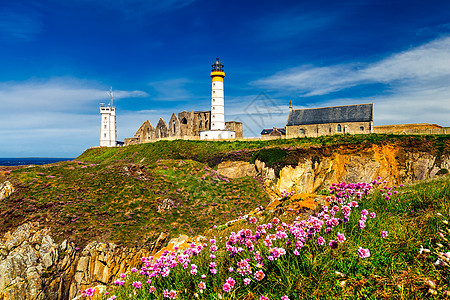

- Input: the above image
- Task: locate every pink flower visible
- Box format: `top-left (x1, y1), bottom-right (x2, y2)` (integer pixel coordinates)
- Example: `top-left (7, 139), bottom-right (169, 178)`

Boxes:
top-left (228, 267), bottom-right (234, 272)
top-left (329, 240), bottom-right (338, 249)
top-left (281, 296), bottom-right (290, 300)
top-left (119, 273), bottom-right (126, 279)
top-left (254, 270), bottom-right (265, 281)
top-left (359, 220), bottom-right (366, 229)
top-left (149, 286), bottom-right (155, 293)
top-left (260, 297), bottom-right (269, 300)
top-left (223, 283), bottom-right (232, 293)
top-left (337, 233), bottom-right (346, 243)
top-left (370, 212), bottom-right (376, 218)
top-left (131, 267), bottom-right (138, 273)
top-left (107, 296), bottom-right (117, 300)
top-left (226, 277), bottom-right (236, 288)
top-left (244, 278), bottom-right (251, 285)
top-left (198, 281), bottom-right (206, 290)
top-left (358, 247), bottom-right (370, 258)
top-left (132, 281), bottom-right (142, 288)
top-left (169, 290), bottom-right (177, 299)
top-left (147, 279), bottom-right (152, 284)
top-left (293, 249), bottom-right (300, 256)
top-left (381, 231), bottom-right (388, 238)
top-left (317, 236), bottom-right (325, 245)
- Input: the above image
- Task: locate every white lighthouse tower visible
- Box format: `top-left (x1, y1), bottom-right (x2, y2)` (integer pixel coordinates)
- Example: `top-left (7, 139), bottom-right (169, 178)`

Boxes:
top-left (200, 58), bottom-right (235, 140)
top-left (99, 88), bottom-right (117, 147)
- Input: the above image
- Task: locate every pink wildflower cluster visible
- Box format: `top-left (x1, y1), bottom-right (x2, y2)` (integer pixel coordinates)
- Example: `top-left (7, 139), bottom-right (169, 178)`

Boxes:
top-left (79, 287), bottom-right (97, 297)
top-left (109, 179), bottom-right (394, 298)
top-left (280, 190), bottom-right (294, 198)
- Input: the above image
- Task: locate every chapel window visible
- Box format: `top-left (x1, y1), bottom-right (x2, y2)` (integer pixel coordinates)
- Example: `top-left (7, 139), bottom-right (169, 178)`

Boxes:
top-left (300, 128), bottom-right (305, 134)
top-left (360, 126), bottom-right (364, 131)
top-left (337, 124), bottom-right (342, 132)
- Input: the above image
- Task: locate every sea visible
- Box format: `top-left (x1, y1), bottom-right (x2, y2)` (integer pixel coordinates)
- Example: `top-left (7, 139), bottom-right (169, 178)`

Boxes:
top-left (0, 158), bottom-right (74, 166)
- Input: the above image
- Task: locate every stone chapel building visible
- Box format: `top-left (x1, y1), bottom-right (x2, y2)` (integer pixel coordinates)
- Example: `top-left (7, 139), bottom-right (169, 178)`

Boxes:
top-left (286, 102), bottom-right (374, 138)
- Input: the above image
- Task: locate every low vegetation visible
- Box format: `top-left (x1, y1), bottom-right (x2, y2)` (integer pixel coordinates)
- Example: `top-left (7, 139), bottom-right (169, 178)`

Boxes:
top-left (85, 175), bottom-right (450, 299)
top-left (0, 159), bottom-right (270, 247)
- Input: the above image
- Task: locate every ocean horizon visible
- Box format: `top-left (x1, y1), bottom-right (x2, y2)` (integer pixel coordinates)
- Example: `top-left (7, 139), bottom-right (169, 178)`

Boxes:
top-left (0, 157), bottom-right (74, 166)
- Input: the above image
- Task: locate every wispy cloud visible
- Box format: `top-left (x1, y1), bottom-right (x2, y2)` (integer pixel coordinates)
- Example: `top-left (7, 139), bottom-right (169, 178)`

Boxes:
top-left (0, 77), bottom-right (148, 113)
top-left (0, 77), bottom-right (148, 156)
top-left (253, 35), bottom-right (450, 96)
top-left (252, 36), bottom-right (450, 127)
top-left (0, 8), bottom-right (43, 42)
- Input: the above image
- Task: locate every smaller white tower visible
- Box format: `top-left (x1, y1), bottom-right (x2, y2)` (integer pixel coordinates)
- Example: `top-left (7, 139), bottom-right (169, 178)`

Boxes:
top-left (99, 88), bottom-right (117, 147)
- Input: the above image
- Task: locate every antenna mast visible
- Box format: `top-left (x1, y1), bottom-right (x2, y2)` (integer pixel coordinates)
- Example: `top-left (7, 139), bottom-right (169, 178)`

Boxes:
top-left (108, 87), bottom-right (114, 107)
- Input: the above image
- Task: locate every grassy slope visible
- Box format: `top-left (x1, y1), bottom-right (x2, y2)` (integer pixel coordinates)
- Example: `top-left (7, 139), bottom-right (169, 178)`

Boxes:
top-left (108, 175), bottom-right (450, 299)
top-left (0, 159), bottom-right (269, 248)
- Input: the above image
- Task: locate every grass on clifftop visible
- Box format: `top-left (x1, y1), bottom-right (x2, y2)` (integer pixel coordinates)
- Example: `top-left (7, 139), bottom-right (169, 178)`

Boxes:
top-left (0, 159), bottom-right (270, 248)
top-left (77, 134), bottom-right (450, 172)
top-left (95, 175), bottom-right (450, 299)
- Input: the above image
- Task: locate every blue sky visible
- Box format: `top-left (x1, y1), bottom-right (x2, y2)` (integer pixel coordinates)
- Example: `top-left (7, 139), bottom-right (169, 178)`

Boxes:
top-left (1, 0), bottom-right (450, 157)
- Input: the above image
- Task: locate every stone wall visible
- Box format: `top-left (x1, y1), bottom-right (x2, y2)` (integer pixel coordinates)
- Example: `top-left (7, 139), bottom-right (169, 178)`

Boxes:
top-left (286, 121), bottom-right (373, 138)
top-left (374, 123), bottom-right (449, 135)
top-left (225, 121), bottom-right (243, 138)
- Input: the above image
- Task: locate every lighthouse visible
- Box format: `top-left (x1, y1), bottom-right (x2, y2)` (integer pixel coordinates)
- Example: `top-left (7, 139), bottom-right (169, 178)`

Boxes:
top-left (200, 58), bottom-right (235, 140)
top-left (99, 88), bottom-right (117, 147)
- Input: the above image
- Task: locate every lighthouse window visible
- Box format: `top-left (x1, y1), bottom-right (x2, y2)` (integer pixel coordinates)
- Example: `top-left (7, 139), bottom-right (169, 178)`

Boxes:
top-left (213, 98), bottom-right (215, 102)
top-left (104, 117), bottom-right (107, 121)
top-left (104, 133), bottom-right (106, 138)
top-left (213, 83), bottom-right (215, 87)
top-left (104, 125), bottom-right (107, 129)
top-left (213, 107), bottom-right (215, 110)
top-left (213, 91), bottom-right (215, 94)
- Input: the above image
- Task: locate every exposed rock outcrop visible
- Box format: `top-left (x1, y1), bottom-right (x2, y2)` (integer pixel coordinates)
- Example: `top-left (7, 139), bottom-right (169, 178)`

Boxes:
top-left (0, 181), bottom-right (14, 201)
top-left (0, 223), bottom-right (169, 300)
top-left (219, 145), bottom-right (450, 198)
top-left (217, 161), bottom-right (257, 178)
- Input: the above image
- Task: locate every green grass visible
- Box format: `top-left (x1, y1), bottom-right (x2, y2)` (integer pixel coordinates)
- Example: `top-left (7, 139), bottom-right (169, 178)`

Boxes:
top-left (0, 159), bottom-right (270, 248)
top-left (99, 175), bottom-right (450, 299)
top-left (78, 134), bottom-right (450, 172)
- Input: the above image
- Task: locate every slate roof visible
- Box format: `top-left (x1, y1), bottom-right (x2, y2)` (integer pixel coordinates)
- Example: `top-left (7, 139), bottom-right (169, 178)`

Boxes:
top-left (261, 128), bottom-right (286, 135)
top-left (287, 104), bottom-right (373, 126)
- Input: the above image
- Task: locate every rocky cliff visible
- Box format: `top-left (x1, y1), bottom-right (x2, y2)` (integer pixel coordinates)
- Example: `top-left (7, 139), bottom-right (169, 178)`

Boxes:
top-left (0, 222), bottom-right (168, 300)
top-left (218, 144), bottom-right (450, 197)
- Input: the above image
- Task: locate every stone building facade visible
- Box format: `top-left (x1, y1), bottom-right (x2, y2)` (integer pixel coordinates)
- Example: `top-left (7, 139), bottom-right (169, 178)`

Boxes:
top-left (286, 102), bottom-right (374, 138)
top-left (124, 110), bottom-right (242, 145)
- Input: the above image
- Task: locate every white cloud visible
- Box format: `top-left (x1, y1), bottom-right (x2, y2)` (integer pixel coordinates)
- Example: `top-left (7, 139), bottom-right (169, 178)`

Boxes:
top-left (252, 36), bottom-right (450, 127)
top-left (0, 77), bottom-right (148, 113)
top-left (0, 78), bottom-right (148, 157)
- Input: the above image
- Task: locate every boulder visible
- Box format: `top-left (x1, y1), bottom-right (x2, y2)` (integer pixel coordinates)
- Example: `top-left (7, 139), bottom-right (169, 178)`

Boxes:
top-left (217, 161), bottom-right (257, 178)
top-left (0, 181), bottom-right (14, 201)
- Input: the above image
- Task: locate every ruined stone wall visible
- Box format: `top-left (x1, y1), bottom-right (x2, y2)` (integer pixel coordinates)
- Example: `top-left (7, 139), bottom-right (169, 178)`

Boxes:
top-left (225, 121), bottom-right (243, 138)
top-left (374, 123), bottom-right (449, 135)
